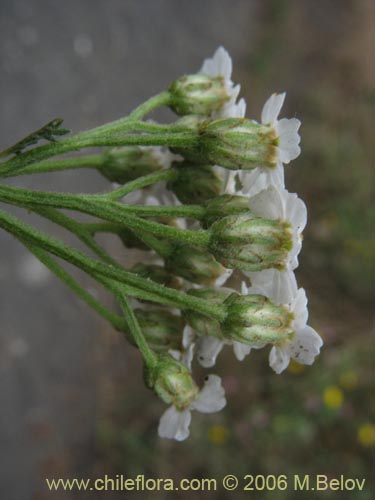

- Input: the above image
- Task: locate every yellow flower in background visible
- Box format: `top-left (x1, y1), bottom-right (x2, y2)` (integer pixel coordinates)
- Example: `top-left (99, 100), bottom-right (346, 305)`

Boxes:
top-left (358, 423), bottom-right (375, 447)
top-left (323, 385), bottom-right (344, 410)
top-left (339, 370), bottom-right (359, 390)
top-left (208, 425), bottom-right (229, 445)
top-left (288, 359), bottom-right (305, 374)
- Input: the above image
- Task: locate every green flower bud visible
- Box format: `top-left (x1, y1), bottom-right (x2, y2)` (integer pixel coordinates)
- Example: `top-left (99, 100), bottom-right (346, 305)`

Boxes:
top-left (167, 162), bottom-right (222, 204)
top-left (174, 117), bottom-right (278, 170)
top-left (182, 288), bottom-right (232, 337)
top-left (129, 309), bottom-right (185, 353)
top-left (222, 293), bottom-right (295, 345)
top-left (145, 354), bottom-right (199, 409)
top-left (168, 74), bottom-right (230, 116)
top-left (203, 194), bottom-right (249, 228)
top-left (99, 147), bottom-right (164, 184)
top-left (208, 213), bottom-right (293, 271)
top-left (165, 243), bottom-right (227, 285)
top-left (132, 263), bottom-right (182, 290)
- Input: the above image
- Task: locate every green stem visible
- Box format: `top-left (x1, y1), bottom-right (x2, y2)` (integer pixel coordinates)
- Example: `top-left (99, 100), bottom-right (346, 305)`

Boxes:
top-left (0, 184), bottom-right (210, 247)
top-left (28, 205), bottom-right (119, 266)
top-left (85, 222), bottom-right (123, 235)
top-left (107, 168), bottom-right (177, 200)
top-left (128, 91), bottom-right (171, 120)
top-left (2, 155), bottom-right (104, 178)
top-left (0, 208), bottom-right (226, 320)
top-left (21, 240), bottom-right (126, 331)
top-left (0, 129), bottom-right (197, 177)
top-left (116, 292), bottom-right (157, 367)
top-left (130, 227), bottom-right (172, 258)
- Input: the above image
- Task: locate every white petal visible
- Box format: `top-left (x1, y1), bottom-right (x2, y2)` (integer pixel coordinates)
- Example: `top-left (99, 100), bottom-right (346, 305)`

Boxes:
top-left (240, 164), bottom-right (285, 197)
top-left (246, 269), bottom-right (298, 305)
top-left (230, 97), bottom-right (247, 118)
top-left (277, 117), bottom-right (301, 140)
top-left (241, 280), bottom-right (249, 295)
top-left (158, 406), bottom-right (192, 441)
top-left (168, 349), bottom-right (182, 362)
top-left (276, 117), bottom-right (301, 164)
top-left (220, 94), bottom-right (246, 119)
top-left (269, 345), bottom-right (290, 374)
top-left (192, 375), bottom-right (226, 413)
top-left (289, 325), bottom-right (323, 365)
top-left (285, 191), bottom-right (307, 234)
top-left (182, 325), bottom-right (195, 350)
top-left (278, 144), bottom-right (301, 164)
top-left (232, 341), bottom-right (252, 361)
top-left (248, 185), bottom-right (284, 219)
top-left (261, 92), bottom-right (286, 125)
top-left (215, 268), bottom-right (233, 287)
top-left (196, 336), bottom-right (224, 368)
top-left (181, 342), bottom-right (195, 370)
top-left (291, 288), bottom-right (308, 329)
top-left (200, 46), bottom-right (232, 80)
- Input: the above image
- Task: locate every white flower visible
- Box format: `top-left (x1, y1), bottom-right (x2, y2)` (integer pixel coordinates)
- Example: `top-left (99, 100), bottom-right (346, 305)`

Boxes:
top-left (247, 185), bottom-right (307, 270)
top-left (169, 325), bottom-right (195, 369)
top-left (246, 268), bottom-right (298, 306)
top-left (200, 47), bottom-right (247, 192)
top-left (241, 279), bottom-right (322, 373)
top-left (158, 374), bottom-right (226, 441)
top-left (240, 92), bottom-right (301, 197)
top-left (199, 46), bottom-right (242, 118)
top-left (268, 287), bottom-right (323, 374)
top-left (196, 335), bottom-right (252, 367)
top-left (160, 326), bottom-right (226, 441)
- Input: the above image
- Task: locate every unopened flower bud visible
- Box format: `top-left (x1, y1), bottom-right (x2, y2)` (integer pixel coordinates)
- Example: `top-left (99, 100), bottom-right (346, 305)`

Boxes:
top-left (145, 355), bottom-right (199, 409)
top-left (183, 288), bottom-right (231, 337)
top-left (175, 117), bottom-right (279, 170)
top-left (203, 194), bottom-right (249, 228)
top-left (168, 74), bottom-right (230, 116)
top-left (99, 146), bottom-right (164, 184)
top-left (209, 213), bottom-right (293, 271)
top-left (165, 243), bottom-right (227, 285)
top-left (132, 263), bottom-right (182, 290)
top-left (222, 293), bottom-right (294, 345)
top-left (167, 162), bottom-right (221, 204)
top-left (129, 309), bottom-right (185, 353)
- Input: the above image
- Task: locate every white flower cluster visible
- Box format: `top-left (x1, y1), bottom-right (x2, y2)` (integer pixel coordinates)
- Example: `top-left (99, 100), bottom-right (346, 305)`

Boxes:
top-left (112, 47), bottom-right (323, 441)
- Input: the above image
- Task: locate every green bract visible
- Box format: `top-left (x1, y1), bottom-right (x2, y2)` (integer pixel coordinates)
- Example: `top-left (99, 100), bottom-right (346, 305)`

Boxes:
top-left (203, 194), bottom-right (249, 228)
top-left (167, 162), bottom-right (221, 204)
top-left (145, 355), bottom-right (199, 410)
top-left (174, 117), bottom-right (279, 170)
top-left (165, 243), bottom-right (227, 285)
top-left (222, 293), bottom-right (295, 345)
top-left (183, 287), bottom-right (232, 338)
top-left (168, 74), bottom-right (230, 116)
top-left (208, 212), bottom-right (293, 271)
top-left (99, 146), bottom-right (164, 184)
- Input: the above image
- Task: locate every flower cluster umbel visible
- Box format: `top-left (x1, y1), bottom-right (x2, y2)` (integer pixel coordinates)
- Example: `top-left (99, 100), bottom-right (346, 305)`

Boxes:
top-left (0, 47), bottom-right (323, 442)
top-left (117, 48), bottom-right (321, 440)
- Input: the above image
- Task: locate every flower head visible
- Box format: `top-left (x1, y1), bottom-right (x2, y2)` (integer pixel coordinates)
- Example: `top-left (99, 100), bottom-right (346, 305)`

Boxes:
top-left (158, 374), bottom-right (226, 441)
top-left (240, 92), bottom-right (301, 196)
top-left (199, 46), bottom-right (242, 118)
top-left (208, 211), bottom-right (293, 272)
top-left (246, 185), bottom-right (307, 270)
top-left (157, 327), bottom-right (226, 441)
top-left (243, 277), bottom-right (323, 374)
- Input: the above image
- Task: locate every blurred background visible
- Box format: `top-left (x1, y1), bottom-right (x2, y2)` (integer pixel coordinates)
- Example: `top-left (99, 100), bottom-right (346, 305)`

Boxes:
top-left (0, 1), bottom-right (373, 499)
